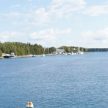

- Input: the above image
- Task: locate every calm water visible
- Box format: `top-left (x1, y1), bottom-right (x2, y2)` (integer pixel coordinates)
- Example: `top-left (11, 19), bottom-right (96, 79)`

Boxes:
top-left (0, 53), bottom-right (108, 108)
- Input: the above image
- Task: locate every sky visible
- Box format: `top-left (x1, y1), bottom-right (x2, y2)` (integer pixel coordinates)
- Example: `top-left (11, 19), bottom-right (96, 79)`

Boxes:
top-left (0, 0), bottom-right (108, 48)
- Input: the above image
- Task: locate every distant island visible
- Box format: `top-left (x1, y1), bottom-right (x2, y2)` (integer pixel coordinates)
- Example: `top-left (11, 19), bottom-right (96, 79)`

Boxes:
top-left (87, 48), bottom-right (108, 52)
top-left (0, 42), bottom-right (108, 58)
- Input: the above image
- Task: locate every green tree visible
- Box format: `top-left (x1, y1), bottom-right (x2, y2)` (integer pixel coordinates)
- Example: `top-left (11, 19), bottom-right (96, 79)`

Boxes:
top-left (49, 47), bottom-right (56, 53)
top-left (0, 50), bottom-right (2, 57)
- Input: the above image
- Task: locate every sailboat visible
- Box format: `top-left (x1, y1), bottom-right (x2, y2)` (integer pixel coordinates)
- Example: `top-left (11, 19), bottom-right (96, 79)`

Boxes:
top-left (42, 47), bottom-right (46, 57)
top-left (78, 47), bottom-right (84, 55)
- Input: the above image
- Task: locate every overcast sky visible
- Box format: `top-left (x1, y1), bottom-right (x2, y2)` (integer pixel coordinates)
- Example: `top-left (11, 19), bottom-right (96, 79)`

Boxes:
top-left (0, 0), bottom-right (108, 48)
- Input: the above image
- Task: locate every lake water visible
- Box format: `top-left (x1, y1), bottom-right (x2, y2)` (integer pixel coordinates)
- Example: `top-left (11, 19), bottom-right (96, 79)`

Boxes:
top-left (0, 53), bottom-right (108, 108)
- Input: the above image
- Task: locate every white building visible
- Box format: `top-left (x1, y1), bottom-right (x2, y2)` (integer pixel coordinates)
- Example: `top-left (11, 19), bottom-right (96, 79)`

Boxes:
top-left (55, 48), bottom-right (65, 54)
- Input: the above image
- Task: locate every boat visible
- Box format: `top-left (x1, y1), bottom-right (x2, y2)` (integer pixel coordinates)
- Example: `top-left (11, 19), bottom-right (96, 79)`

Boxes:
top-left (42, 54), bottom-right (46, 57)
top-left (79, 52), bottom-right (84, 55)
top-left (78, 51), bottom-right (84, 55)
top-left (26, 101), bottom-right (34, 108)
top-left (3, 53), bottom-right (16, 58)
top-left (77, 47), bottom-right (84, 55)
top-left (3, 54), bottom-right (11, 58)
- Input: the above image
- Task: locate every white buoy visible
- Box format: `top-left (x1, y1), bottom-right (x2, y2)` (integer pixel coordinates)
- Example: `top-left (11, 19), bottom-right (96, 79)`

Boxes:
top-left (26, 102), bottom-right (34, 108)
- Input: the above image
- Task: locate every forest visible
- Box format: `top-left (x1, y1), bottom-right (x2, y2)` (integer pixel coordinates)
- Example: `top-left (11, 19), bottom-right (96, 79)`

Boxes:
top-left (0, 42), bottom-right (56, 57)
top-left (0, 42), bottom-right (87, 57)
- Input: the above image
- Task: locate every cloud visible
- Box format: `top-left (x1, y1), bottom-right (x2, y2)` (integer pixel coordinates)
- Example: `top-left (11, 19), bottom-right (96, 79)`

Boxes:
top-left (83, 5), bottom-right (108, 16)
top-left (48, 0), bottom-right (86, 17)
top-left (2, 12), bottom-right (21, 17)
top-left (0, 0), bottom-right (86, 25)
top-left (30, 8), bottom-right (49, 24)
top-left (29, 28), bottom-right (72, 46)
top-left (0, 28), bottom-right (72, 46)
top-left (28, 0), bottom-right (86, 25)
top-left (81, 28), bottom-right (108, 43)
top-left (26, 0), bottom-right (86, 25)
top-left (0, 32), bottom-right (27, 42)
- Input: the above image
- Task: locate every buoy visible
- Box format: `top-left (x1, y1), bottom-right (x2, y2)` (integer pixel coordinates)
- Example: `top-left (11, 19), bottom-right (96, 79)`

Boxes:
top-left (26, 102), bottom-right (34, 108)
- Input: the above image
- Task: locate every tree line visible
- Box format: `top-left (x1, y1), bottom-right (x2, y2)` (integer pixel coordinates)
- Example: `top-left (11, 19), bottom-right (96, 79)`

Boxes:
top-left (87, 48), bottom-right (108, 52)
top-left (0, 42), bottom-right (87, 57)
top-left (0, 42), bottom-right (57, 57)
top-left (59, 46), bottom-right (87, 53)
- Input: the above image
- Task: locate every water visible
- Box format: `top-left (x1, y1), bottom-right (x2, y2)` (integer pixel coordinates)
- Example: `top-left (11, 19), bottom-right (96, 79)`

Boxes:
top-left (0, 53), bottom-right (108, 108)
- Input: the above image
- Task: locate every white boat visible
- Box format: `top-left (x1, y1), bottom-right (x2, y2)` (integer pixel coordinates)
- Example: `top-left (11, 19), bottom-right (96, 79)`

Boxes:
top-left (80, 52), bottom-right (84, 55)
top-left (42, 54), bottom-right (46, 57)
top-left (3, 53), bottom-right (16, 58)
top-left (26, 101), bottom-right (34, 108)
top-left (78, 51), bottom-right (84, 55)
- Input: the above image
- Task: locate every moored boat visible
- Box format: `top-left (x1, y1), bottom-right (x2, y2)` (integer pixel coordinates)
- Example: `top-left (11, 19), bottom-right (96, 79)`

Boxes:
top-left (2, 53), bottom-right (16, 58)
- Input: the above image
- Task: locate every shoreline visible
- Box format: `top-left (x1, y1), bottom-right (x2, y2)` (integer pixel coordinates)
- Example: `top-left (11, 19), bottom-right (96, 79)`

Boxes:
top-left (0, 53), bottom-right (85, 59)
top-left (0, 54), bottom-right (49, 59)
